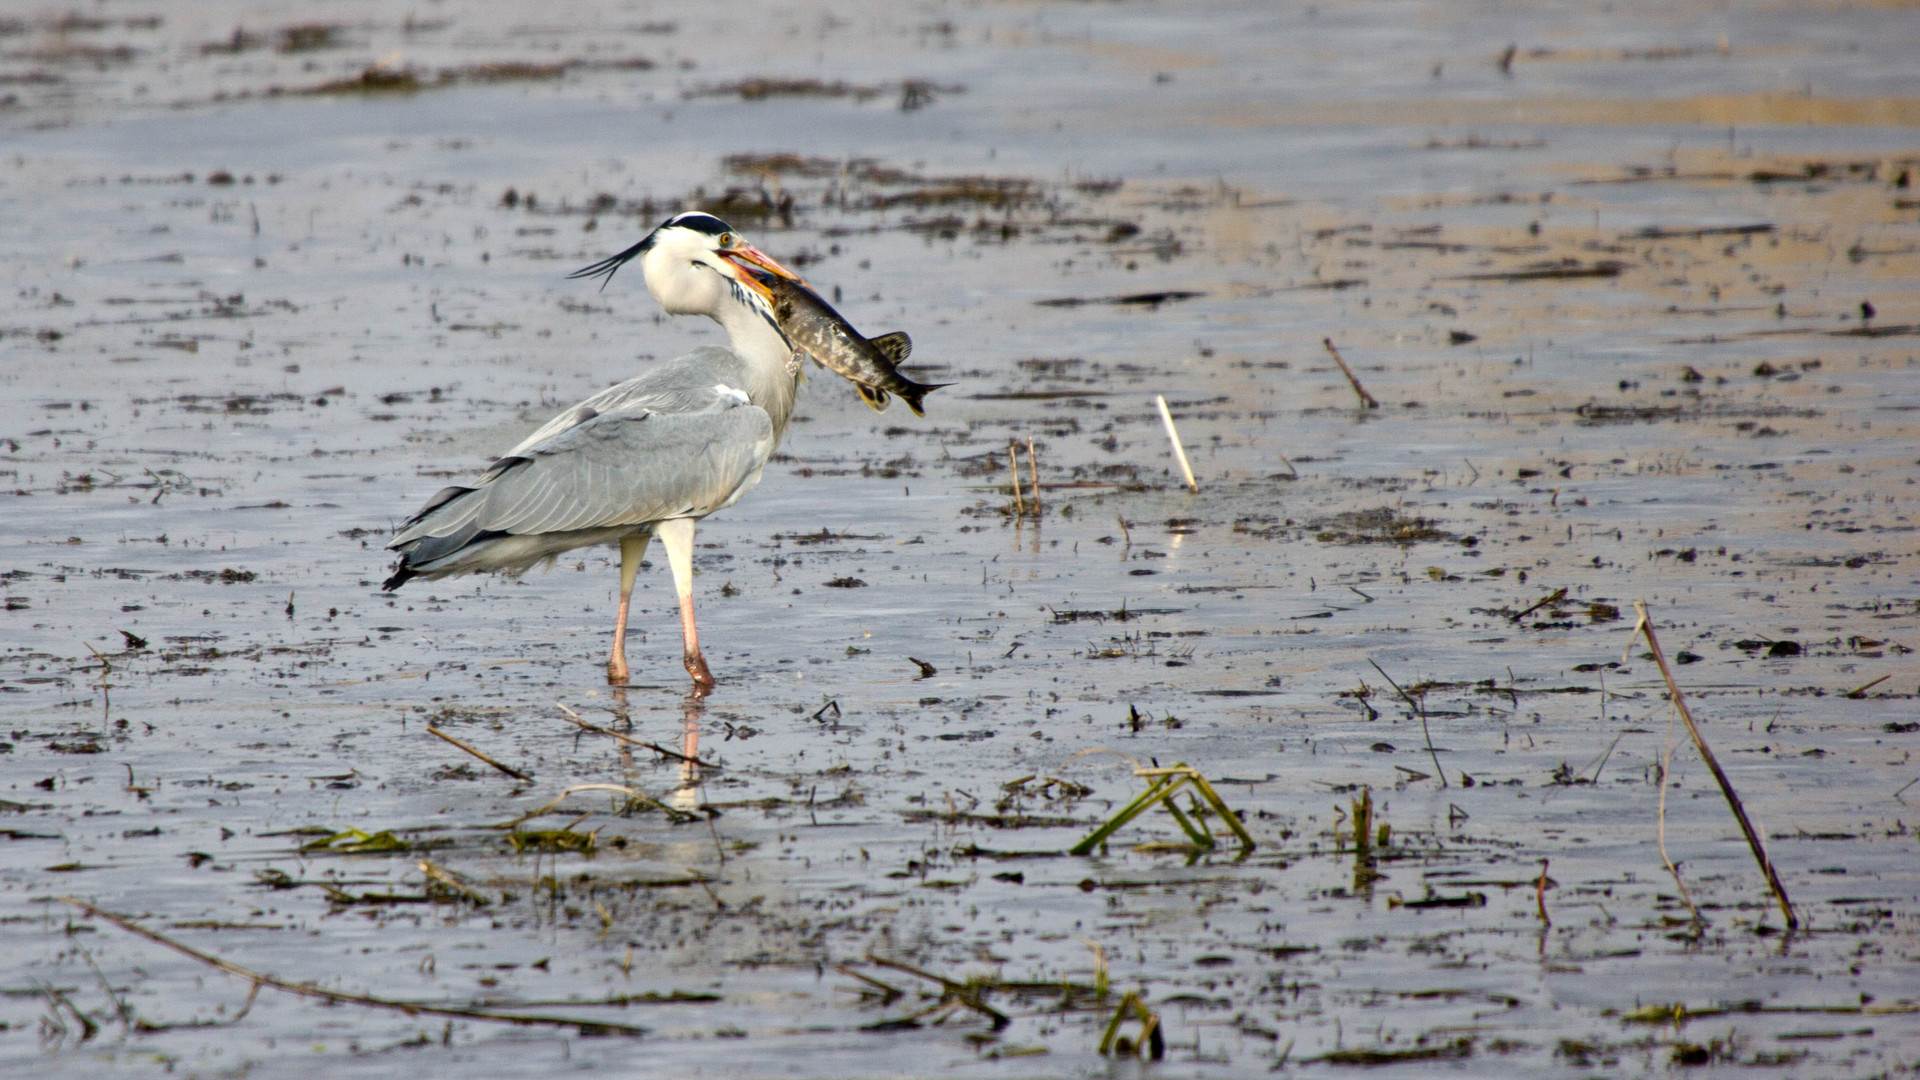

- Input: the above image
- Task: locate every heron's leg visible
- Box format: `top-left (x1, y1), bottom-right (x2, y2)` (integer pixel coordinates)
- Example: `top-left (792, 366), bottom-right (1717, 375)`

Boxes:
top-left (607, 532), bottom-right (651, 685)
top-left (656, 518), bottom-right (715, 689)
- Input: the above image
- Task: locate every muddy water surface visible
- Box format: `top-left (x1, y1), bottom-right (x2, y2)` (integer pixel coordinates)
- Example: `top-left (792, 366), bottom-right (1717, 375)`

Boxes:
top-left (3, 2), bottom-right (1918, 1076)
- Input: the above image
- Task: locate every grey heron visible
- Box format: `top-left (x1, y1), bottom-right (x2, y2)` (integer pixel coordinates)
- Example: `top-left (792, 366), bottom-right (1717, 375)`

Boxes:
top-left (382, 212), bottom-right (810, 691)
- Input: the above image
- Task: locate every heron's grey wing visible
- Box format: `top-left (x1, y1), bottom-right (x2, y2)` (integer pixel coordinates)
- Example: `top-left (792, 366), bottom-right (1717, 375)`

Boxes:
top-left (464, 405), bottom-right (774, 537)
top-left (502, 346), bottom-right (752, 457)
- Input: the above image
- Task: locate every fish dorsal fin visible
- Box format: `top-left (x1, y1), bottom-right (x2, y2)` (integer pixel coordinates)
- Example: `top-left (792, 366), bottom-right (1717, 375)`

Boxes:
top-left (867, 331), bottom-right (912, 363)
top-left (856, 385), bottom-right (892, 412)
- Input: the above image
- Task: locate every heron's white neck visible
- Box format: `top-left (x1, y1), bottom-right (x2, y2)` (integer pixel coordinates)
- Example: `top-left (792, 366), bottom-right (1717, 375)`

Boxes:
top-left (712, 295), bottom-right (802, 441)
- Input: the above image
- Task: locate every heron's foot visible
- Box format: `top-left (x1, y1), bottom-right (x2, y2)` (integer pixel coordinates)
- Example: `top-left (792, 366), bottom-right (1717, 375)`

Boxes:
top-left (684, 650), bottom-right (716, 691)
top-left (607, 656), bottom-right (631, 686)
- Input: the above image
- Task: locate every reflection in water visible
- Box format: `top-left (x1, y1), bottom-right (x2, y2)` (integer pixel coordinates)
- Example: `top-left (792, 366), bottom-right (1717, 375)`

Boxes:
top-left (673, 690), bottom-right (706, 812)
top-left (1349, 787), bottom-right (1382, 901)
top-left (608, 684), bottom-right (632, 730)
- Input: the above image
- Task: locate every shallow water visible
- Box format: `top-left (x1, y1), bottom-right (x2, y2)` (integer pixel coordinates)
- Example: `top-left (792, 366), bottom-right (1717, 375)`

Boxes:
top-left (3, 1), bottom-right (1918, 1076)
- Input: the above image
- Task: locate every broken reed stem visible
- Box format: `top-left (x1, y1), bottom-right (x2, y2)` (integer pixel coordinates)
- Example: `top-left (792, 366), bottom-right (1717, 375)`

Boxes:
top-left (554, 702), bottom-right (719, 769)
top-left (52, 896), bottom-right (648, 1036)
top-left (1070, 765), bottom-right (1255, 854)
top-left (426, 724), bottom-right (530, 782)
top-left (419, 859), bottom-right (491, 906)
top-left (1154, 395), bottom-right (1200, 492)
top-left (835, 962), bottom-right (904, 1002)
top-left (1509, 586), bottom-right (1568, 623)
top-left (1006, 441), bottom-right (1026, 517)
top-left (1534, 858), bottom-right (1551, 926)
top-left (1656, 694), bottom-right (1704, 925)
top-left (1097, 991), bottom-right (1164, 1059)
top-left (1633, 601), bottom-right (1797, 929)
top-left (865, 956), bottom-right (1009, 1029)
top-left (1845, 673), bottom-right (1891, 699)
top-left (1367, 659), bottom-right (1448, 789)
top-left (1322, 337), bottom-right (1380, 409)
top-left (1025, 436), bottom-right (1041, 515)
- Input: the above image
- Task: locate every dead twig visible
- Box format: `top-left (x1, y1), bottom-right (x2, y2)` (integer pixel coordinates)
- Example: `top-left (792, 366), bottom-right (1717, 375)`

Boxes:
top-left (419, 859), bottom-right (491, 906)
top-left (1069, 760), bottom-right (1256, 853)
top-left (1631, 601), bottom-right (1796, 929)
top-left (1534, 858), bottom-right (1552, 925)
top-left (1322, 337), bottom-right (1380, 409)
top-left (1367, 659), bottom-right (1448, 788)
top-left (426, 724), bottom-right (530, 782)
top-left (53, 897), bottom-right (648, 1036)
top-left (835, 962), bottom-right (903, 1003)
top-left (554, 702), bottom-right (719, 768)
top-left (1655, 698), bottom-right (1704, 926)
top-left (1025, 436), bottom-right (1042, 515)
top-left (1509, 586), bottom-right (1567, 623)
top-left (1006, 441), bottom-right (1026, 517)
top-left (865, 956), bottom-right (1009, 1029)
top-left (1845, 674), bottom-right (1891, 699)
top-left (1154, 395), bottom-right (1200, 492)
top-left (1098, 990), bottom-right (1164, 1059)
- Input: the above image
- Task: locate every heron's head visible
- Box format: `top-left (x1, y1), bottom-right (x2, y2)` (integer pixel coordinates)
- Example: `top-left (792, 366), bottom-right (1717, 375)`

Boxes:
top-left (568, 212), bottom-right (800, 319)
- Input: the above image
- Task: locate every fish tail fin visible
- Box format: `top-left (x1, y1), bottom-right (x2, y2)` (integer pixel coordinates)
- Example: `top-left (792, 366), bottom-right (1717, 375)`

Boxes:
top-left (895, 379), bottom-right (952, 419)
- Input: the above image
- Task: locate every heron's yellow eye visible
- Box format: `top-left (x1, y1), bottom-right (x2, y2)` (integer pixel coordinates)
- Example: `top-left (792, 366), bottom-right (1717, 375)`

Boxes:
top-left (718, 232), bottom-right (734, 247)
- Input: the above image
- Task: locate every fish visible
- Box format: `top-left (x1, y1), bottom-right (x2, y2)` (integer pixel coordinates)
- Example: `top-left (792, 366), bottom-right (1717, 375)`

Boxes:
top-left (735, 263), bottom-right (948, 417)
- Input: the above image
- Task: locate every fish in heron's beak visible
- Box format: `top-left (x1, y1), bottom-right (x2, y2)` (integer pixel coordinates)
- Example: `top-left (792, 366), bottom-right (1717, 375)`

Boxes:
top-left (731, 262), bottom-right (949, 418)
top-left (721, 245), bottom-right (803, 301)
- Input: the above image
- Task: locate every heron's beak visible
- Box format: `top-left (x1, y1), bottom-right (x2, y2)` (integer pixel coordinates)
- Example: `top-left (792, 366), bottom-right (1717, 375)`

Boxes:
top-left (721, 245), bottom-right (802, 301)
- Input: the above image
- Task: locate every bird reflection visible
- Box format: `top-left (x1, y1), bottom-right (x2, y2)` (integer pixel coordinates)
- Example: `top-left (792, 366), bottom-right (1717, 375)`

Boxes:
top-left (672, 690), bottom-right (705, 811)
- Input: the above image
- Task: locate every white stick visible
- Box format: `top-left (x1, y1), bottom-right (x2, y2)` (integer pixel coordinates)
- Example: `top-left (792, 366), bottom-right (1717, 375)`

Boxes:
top-left (1155, 395), bottom-right (1199, 493)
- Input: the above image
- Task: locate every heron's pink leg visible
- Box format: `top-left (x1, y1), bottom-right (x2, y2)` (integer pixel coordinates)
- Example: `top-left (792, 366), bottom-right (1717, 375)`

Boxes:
top-left (607, 533), bottom-right (650, 685)
top-left (655, 518), bottom-right (715, 690)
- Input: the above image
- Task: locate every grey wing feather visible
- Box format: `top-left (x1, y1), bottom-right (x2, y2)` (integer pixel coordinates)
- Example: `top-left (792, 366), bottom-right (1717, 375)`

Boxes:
top-left (395, 404), bottom-right (773, 546)
top-left (503, 345), bottom-right (752, 457)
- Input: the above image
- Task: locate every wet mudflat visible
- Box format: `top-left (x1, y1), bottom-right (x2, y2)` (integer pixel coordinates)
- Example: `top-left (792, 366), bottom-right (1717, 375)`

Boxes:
top-left (3, 1), bottom-right (1919, 1076)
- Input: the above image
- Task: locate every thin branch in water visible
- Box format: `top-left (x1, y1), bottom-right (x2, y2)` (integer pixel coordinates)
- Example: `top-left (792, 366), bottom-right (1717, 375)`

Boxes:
top-left (1154, 395), bottom-right (1199, 492)
top-left (864, 956), bottom-right (1009, 1029)
top-left (1322, 337), bottom-right (1380, 409)
top-left (835, 962), bottom-right (904, 1004)
top-left (1656, 693), bottom-right (1704, 927)
top-left (1025, 436), bottom-right (1042, 515)
top-left (1590, 731), bottom-right (1624, 784)
top-left (1534, 858), bottom-right (1552, 926)
top-left (80, 948), bottom-right (132, 1036)
top-left (1845, 673), bottom-right (1891, 699)
top-left (53, 897), bottom-right (648, 1036)
top-left (554, 702), bottom-right (719, 768)
top-left (1509, 586), bottom-right (1567, 623)
top-left (426, 725), bottom-right (530, 782)
top-left (1006, 442), bottom-right (1026, 517)
top-left (1632, 601), bottom-right (1796, 929)
top-left (1367, 659), bottom-right (1447, 788)
top-left (419, 859), bottom-right (492, 906)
